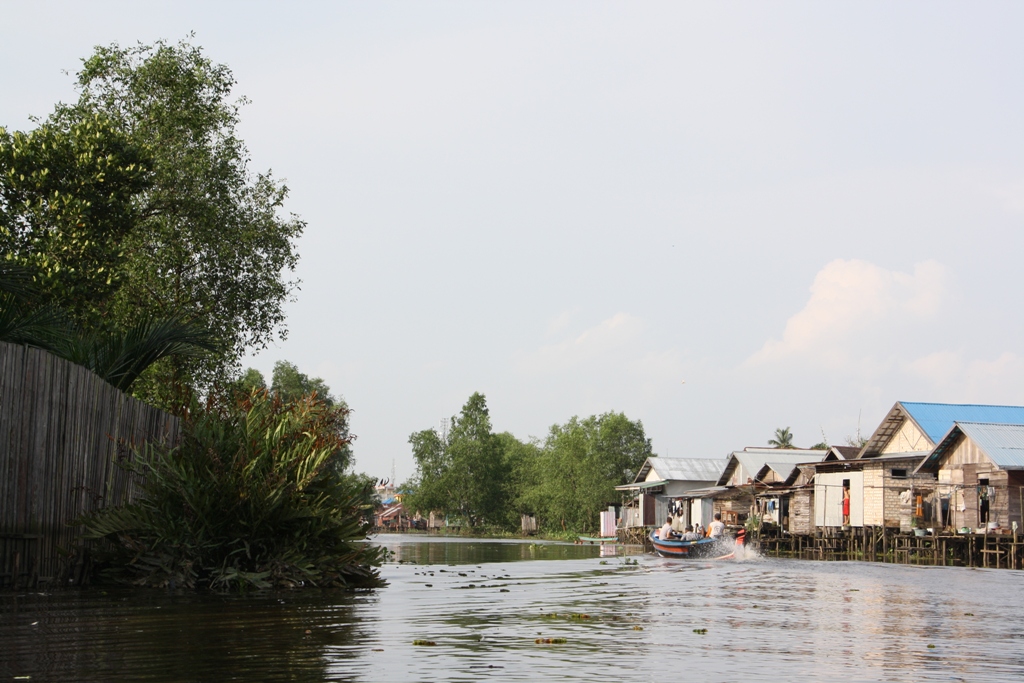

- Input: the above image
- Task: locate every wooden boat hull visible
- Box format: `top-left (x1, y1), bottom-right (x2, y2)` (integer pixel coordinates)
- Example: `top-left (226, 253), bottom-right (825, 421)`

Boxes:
top-left (649, 531), bottom-right (728, 559)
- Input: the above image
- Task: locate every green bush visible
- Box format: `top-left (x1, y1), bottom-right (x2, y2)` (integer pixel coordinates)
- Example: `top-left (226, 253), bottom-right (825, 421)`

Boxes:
top-left (82, 390), bottom-right (385, 591)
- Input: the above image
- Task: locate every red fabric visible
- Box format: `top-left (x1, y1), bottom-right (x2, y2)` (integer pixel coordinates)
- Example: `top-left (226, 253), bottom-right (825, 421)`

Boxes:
top-left (842, 497), bottom-right (850, 516)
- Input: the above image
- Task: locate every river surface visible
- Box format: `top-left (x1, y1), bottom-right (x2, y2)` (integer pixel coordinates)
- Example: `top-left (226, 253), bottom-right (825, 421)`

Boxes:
top-left (3, 534), bottom-right (1024, 682)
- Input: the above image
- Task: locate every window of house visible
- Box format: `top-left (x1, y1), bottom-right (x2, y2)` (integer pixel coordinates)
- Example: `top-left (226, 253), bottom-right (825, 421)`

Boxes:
top-left (891, 469), bottom-right (908, 478)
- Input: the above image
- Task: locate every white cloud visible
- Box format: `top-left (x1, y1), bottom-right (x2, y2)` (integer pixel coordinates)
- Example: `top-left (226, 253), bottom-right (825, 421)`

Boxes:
top-left (518, 312), bottom-right (645, 374)
top-left (745, 259), bottom-right (947, 370)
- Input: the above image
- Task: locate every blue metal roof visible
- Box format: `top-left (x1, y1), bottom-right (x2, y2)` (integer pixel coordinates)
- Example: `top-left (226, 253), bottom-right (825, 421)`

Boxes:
top-left (900, 402), bottom-right (1024, 443)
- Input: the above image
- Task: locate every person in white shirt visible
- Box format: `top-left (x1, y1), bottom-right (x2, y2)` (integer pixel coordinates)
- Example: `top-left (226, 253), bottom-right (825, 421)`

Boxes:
top-left (708, 513), bottom-right (726, 539)
top-left (658, 516), bottom-right (677, 540)
top-left (680, 525), bottom-right (701, 541)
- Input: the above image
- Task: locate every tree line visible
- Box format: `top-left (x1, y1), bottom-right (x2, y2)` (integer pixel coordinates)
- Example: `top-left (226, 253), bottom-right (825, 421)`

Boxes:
top-left (404, 393), bottom-right (654, 535)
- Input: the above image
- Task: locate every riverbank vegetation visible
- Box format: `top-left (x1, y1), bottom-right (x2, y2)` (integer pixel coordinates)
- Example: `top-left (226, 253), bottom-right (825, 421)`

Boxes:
top-left (404, 393), bottom-right (653, 535)
top-left (82, 390), bottom-right (383, 591)
top-left (2, 39), bottom-right (383, 591)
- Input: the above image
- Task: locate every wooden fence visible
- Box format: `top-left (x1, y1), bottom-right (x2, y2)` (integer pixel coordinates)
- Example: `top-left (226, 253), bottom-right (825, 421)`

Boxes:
top-left (0, 341), bottom-right (179, 588)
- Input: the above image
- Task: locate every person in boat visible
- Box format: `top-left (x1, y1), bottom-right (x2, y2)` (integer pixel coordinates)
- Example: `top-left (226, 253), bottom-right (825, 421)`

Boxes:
top-left (708, 513), bottom-right (726, 539)
top-left (658, 516), bottom-right (679, 540)
top-left (679, 525), bottom-right (701, 541)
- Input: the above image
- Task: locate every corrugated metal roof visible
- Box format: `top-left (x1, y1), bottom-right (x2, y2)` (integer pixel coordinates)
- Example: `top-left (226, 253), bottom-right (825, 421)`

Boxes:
top-left (615, 479), bottom-right (668, 491)
top-left (933, 421), bottom-right (1024, 471)
top-left (717, 448), bottom-right (827, 485)
top-left (651, 457), bottom-right (728, 482)
top-left (764, 461), bottom-right (801, 480)
top-left (901, 402), bottom-right (1024, 443)
top-left (952, 422), bottom-right (1024, 469)
top-left (635, 457), bottom-right (727, 484)
top-left (679, 486), bottom-right (729, 499)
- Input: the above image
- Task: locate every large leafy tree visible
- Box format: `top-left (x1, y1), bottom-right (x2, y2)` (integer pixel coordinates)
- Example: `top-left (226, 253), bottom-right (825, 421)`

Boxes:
top-left (3, 38), bottom-right (303, 405)
top-left (531, 413), bottom-right (653, 533)
top-left (406, 393), bottom-right (509, 527)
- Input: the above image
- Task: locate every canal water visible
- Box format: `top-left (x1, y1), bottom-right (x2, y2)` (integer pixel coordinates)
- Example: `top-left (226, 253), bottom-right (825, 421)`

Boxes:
top-left (3, 534), bottom-right (1024, 682)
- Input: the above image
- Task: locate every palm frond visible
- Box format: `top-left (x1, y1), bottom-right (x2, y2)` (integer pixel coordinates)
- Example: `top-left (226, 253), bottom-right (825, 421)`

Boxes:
top-left (0, 293), bottom-right (75, 351)
top-left (59, 315), bottom-right (220, 391)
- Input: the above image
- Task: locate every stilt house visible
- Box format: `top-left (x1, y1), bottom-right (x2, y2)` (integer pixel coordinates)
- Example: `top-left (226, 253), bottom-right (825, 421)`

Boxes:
top-left (617, 457), bottom-right (727, 528)
top-left (822, 402), bottom-right (1024, 531)
top-left (915, 422), bottom-right (1024, 531)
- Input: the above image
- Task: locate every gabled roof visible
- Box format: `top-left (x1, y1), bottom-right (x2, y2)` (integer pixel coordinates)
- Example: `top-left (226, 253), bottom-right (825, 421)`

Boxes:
top-left (632, 457), bottom-right (727, 484)
top-left (918, 422), bottom-right (1024, 473)
top-left (716, 448), bottom-right (828, 486)
top-left (861, 401), bottom-right (1024, 458)
top-left (825, 446), bottom-right (860, 461)
top-left (754, 462), bottom-right (803, 486)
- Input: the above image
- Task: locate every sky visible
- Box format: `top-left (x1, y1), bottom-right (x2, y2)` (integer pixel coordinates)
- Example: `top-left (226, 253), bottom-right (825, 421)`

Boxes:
top-left (3, 2), bottom-right (1024, 483)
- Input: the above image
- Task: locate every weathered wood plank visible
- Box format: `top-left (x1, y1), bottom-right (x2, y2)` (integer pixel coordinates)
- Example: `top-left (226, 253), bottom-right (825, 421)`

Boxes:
top-left (0, 341), bottom-right (179, 586)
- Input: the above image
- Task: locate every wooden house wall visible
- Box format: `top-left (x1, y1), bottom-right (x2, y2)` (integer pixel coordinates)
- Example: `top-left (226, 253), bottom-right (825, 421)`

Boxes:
top-left (0, 342), bottom-right (179, 586)
top-left (713, 492), bottom-right (754, 526)
top-left (794, 465), bottom-right (815, 487)
top-left (931, 437), bottom-right (1024, 530)
top-left (789, 489), bottom-right (814, 535)
top-left (881, 419), bottom-right (931, 454)
top-left (724, 464), bottom-right (749, 487)
top-left (1009, 471), bottom-right (1024, 529)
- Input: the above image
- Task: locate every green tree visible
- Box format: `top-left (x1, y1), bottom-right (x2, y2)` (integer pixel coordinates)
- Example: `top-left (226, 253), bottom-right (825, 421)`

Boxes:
top-left (233, 367), bottom-right (267, 394)
top-left (498, 432), bottom-right (542, 528)
top-left (6, 38), bottom-right (304, 405)
top-left (271, 360), bottom-right (335, 404)
top-left (531, 412), bottom-right (653, 534)
top-left (769, 427), bottom-right (795, 449)
top-left (97, 40), bottom-right (301, 398)
top-left (405, 393), bottom-right (509, 528)
top-left (0, 114), bottom-right (151, 325)
top-left (446, 393), bottom-right (508, 526)
top-left (406, 427), bottom-right (450, 519)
